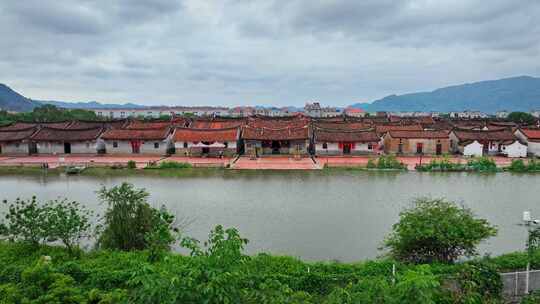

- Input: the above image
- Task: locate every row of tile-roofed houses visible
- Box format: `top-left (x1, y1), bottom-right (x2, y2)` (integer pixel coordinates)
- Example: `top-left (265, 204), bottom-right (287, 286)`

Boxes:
top-left (2, 115), bottom-right (540, 157)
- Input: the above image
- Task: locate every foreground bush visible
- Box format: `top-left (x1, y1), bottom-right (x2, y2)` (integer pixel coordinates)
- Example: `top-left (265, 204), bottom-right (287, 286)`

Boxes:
top-left (0, 197), bottom-right (92, 253)
top-left (96, 183), bottom-right (178, 256)
top-left (0, 235), bottom-right (506, 303)
top-left (384, 198), bottom-right (498, 264)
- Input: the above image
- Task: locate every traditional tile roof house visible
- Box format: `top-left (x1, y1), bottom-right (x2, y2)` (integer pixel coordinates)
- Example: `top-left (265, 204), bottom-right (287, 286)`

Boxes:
top-left (67, 119), bottom-right (128, 130)
top-left (514, 128), bottom-right (540, 156)
top-left (124, 120), bottom-right (172, 130)
top-left (313, 127), bottom-right (380, 155)
top-left (242, 116), bottom-right (310, 156)
top-left (313, 121), bottom-right (372, 131)
top-left (190, 118), bottom-right (245, 129)
top-left (0, 122), bottom-right (37, 131)
top-left (173, 127), bottom-right (239, 156)
top-left (100, 127), bottom-right (173, 155)
top-left (0, 126), bottom-right (39, 155)
top-left (30, 126), bottom-right (105, 154)
top-left (383, 130), bottom-right (450, 155)
top-left (375, 124), bottom-right (424, 137)
top-left (449, 129), bottom-right (526, 157)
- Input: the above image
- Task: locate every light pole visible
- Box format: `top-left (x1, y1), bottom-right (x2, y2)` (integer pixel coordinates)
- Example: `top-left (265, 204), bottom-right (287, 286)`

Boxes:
top-left (522, 211), bottom-right (539, 295)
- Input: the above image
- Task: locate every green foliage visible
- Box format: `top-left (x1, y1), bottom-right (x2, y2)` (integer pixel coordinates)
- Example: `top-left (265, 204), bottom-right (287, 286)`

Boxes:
top-left (508, 111), bottom-right (536, 125)
top-left (508, 159), bottom-right (540, 172)
top-left (394, 265), bottom-right (441, 304)
top-left (96, 183), bottom-right (178, 253)
top-left (367, 155), bottom-right (406, 170)
top-left (126, 160), bottom-right (137, 169)
top-left (45, 199), bottom-right (92, 253)
top-left (0, 197), bottom-right (49, 245)
top-left (1, 104), bottom-right (98, 124)
top-left (522, 290), bottom-right (540, 304)
top-left (384, 198), bottom-right (498, 264)
top-left (453, 261), bottom-right (502, 303)
top-left (416, 155), bottom-right (467, 172)
top-left (467, 157), bottom-right (499, 172)
top-left (158, 161), bottom-right (192, 169)
top-left (0, 197), bottom-right (91, 252)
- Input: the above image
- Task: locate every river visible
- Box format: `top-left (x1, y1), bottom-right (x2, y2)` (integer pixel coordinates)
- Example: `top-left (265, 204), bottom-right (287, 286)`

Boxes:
top-left (0, 171), bottom-right (537, 262)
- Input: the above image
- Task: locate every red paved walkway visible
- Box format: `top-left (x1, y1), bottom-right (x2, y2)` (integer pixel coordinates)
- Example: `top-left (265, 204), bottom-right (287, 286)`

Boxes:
top-left (0, 154), bottom-right (525, 170)
top-left (232, 156), bottom-right (319, 170)
top-left (0, 154), bottom-right (165, 169)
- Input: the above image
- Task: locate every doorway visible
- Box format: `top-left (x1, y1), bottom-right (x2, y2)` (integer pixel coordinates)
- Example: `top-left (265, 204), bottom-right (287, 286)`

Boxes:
top-left (130, 140), bottom-right (141, 154)
top-left (416, 142), bottom-right (423, 154)
top-left (202, 147), bottom-right (210, 155)
top-left (29, 142), bottom-right (37, 155)
top-left (342, 143), bottom-right (352, 154)
top-left (271, 141), bottom-right (281, 154)
top-left (436, 143), bottom-right (442, 155)
top-left (64, 142), bottom-right (71, 154)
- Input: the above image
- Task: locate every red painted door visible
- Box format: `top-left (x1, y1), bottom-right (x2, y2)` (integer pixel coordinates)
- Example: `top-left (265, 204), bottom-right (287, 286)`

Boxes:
top-left (130, 140), bottom-right (141, 154)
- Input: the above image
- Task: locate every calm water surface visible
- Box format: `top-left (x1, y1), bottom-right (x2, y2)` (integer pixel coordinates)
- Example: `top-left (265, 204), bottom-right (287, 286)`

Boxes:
top-left (0, 171), bottom-right (537, 262)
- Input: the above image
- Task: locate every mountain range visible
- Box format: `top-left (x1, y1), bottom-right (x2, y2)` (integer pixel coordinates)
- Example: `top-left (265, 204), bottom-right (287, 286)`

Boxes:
top-left (1, 75), bottom-right (540, 113)
top-left (0, 84), bottom-right (145, 112)
top-left (351, 76), bottom-right (540, 113)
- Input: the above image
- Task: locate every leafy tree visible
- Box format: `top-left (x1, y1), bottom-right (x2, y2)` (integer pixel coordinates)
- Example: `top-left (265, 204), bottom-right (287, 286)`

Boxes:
top-left (384, 198), bottom-right (497, 264)
top-left (145, 206), bottom-right (178, 262)
top-left (0, 197), bottom-right (49, 245)
top-left (0, 197), bottom-right (92, 252)
top-left (96, 182), bottom-right (178, 252)
top-left (46, 199), bottom-right (92, 253)
top-left (507, 111), bottom-right (536, 125)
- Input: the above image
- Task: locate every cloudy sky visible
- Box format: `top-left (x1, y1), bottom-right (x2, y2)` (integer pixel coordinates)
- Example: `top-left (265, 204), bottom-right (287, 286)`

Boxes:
top-left (1, 0), bottom-right (539, 107)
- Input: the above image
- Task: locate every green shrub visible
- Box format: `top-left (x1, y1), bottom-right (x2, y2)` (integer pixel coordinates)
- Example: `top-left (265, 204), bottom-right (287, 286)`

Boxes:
top-left (96, 183), bottom-right (178, 253)
top-left (158, 161), bottom-right (192, 169)
top-left (384, 198), bottom-right (498, 264)
top-left (467, 157), bottom-right (498, 172)
top-left (367, 155), bottom-right (406, 170)
top-left (507, 159), bottom-right (540, 172)
top-left (522, 290), bottom-right (540, 304)
top-left (0, 197), bottom-right (92, 252)
top-left (416, 156), bottom-right (467, 172)
top-left (127, 160), bottom-right (137, 169)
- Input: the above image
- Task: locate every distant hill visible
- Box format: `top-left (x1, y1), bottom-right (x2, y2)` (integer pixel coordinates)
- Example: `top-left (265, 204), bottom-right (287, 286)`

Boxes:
top-left (351, 76), bottom-right (540, 113)
top-left (0, 83), bottom-right (145, 112)
top-left (0, 84), bottom-right (39, 111)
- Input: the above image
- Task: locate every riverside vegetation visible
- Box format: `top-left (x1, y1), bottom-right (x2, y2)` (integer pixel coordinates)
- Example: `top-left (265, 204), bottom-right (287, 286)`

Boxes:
top-left (416, 156), bottom-right (500, 172)
top-left (0, 184), bottom-right (539, 303)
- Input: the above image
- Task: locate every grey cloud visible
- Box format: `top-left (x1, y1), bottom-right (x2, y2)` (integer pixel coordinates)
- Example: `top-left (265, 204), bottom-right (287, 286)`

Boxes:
top-left (0, 0), bottom-right (539, 106)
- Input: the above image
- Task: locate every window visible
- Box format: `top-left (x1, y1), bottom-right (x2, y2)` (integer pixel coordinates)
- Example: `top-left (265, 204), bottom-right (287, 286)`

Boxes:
top-left (113, 142), bottom-right (118, 148)
top-left (15, 143), bottom-right (20, 148)
top-left (224, 142), bottom-right (228, 148)
top-left (322, 142), bottom-right (328, 149)
top-left (120, 112), bottom-right (125, 118)
top-left (368, 143), bottom-right (373, 150)
top-left (154, 142), bottom-right (159, 149)
top-left (86, 142), bottom-right (90, 148)
top-left (183, 142), bottom-right (188, 148)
